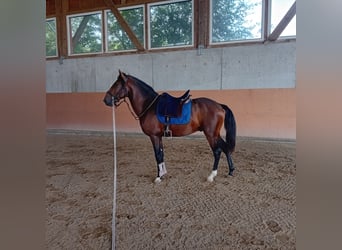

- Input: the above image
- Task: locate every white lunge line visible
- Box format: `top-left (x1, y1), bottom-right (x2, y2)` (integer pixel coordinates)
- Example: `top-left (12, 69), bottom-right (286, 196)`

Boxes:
top-left (111, 101), bottom-right (117, 250)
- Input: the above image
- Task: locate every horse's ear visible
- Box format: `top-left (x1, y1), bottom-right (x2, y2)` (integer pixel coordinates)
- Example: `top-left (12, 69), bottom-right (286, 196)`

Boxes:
top-left (119, 69), bottom-right (127, 82)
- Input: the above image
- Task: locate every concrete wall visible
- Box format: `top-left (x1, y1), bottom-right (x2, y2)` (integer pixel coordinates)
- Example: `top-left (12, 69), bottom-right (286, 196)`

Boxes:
top-left (46, 42), bottom-right (296, 92)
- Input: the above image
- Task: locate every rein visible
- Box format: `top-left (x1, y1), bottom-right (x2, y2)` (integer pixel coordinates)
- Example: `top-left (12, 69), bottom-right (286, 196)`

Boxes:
top-left (120, 94), bottom-right (160, 120)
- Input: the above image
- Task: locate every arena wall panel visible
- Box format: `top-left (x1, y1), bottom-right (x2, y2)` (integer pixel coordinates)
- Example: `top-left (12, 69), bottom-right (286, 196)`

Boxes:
top-left (46, 88), bottom-right (295, 139)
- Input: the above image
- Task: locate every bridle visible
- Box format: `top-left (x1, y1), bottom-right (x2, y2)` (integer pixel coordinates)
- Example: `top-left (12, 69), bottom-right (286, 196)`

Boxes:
top-left (107, 76), bottom-right (160, 120)
top-left (106, 78), bottom-right (128, 107)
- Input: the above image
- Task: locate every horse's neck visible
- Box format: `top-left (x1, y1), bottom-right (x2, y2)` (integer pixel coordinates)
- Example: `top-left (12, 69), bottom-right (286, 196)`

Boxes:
top-left (127, 80), bottom-right (157, 116)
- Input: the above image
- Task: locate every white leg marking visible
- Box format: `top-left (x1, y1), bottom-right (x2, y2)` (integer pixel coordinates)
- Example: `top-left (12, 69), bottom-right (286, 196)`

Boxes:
top-left (158, 162), bottom-right (167, 177)
top-left (207, 170), bottom-right (217, 182)
top-left (154, 177), bottom-right (162, 183)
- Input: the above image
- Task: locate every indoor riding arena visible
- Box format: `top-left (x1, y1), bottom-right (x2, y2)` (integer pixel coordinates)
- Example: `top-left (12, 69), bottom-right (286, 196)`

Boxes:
top-left (46, 0), bottom-right (296, 249)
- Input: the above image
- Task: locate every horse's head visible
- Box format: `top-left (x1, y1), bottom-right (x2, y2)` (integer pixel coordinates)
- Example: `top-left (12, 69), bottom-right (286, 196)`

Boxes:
top-left (103, 70), bottom-right (129, 107)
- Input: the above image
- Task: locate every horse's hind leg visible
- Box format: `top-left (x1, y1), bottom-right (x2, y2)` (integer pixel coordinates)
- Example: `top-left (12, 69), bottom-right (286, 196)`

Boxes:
top-left (227, 153), bottom-right (235, 176)
top-left (218, 138), bottom-right (235, 176)
top-left (207, 145), bottom-right (222, 182)
top-left (214, 137), bottom-right (235, 177)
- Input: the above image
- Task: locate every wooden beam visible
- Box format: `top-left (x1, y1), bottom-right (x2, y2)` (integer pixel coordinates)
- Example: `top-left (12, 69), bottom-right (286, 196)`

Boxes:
top-left (55, 0), bottom-right (69, 58)
top-left (197, 0), bottom-right (209, 48)
top-left (268, 1), bottom-right (296, 41)
top-left (103, 0), bottom-right (145, 51)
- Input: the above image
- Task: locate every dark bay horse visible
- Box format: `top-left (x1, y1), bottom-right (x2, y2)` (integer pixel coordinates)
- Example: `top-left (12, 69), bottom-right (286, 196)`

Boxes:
top-left (103, 70), bottom-right (236, 183)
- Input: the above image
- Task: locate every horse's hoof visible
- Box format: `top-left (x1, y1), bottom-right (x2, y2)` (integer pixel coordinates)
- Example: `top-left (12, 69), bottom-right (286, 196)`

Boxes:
top-left (207, 176), bottom-right (214, 182)
top-left (154, 177), bottom-right (162, 183)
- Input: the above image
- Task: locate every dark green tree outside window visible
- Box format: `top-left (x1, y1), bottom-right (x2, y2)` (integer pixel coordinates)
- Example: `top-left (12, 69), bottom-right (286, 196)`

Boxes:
top-left (211, 0), bottom-right (262, 43)
top-left (70, 13), bottom-right (102, 54)
top-left (106, 7), bottom-right (144, 51)
top-left (150, 0), bottom-right (192, 48)
top-left (46, 19), bottom-right (57, 57)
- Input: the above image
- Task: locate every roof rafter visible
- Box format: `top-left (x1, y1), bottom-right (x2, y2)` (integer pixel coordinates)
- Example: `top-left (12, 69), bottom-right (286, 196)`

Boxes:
top-left (103, 0), bottom-right (145, 51)
top-left (72, 15), bottom-right (91, 50)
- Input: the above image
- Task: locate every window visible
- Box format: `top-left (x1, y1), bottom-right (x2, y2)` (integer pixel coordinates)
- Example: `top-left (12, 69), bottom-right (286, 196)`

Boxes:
top-left (210, 0), bottom-right (263, 44)
top-left (270, 0), bottom-right (296, 37)
top-left (67, 12), bottom-right (103, 55)
top-left (148, 0), bottom-right (193, 49)
top-left (46, 18), bottom-right (57, 57)
top-left (51, 0), bottom-right (295, 58)
top-left (105, 6), bottom-right (145, 52)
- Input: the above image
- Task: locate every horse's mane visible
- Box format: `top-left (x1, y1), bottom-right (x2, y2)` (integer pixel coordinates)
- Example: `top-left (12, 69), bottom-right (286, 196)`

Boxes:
top-left (127, 74), bottom-right (158, 97)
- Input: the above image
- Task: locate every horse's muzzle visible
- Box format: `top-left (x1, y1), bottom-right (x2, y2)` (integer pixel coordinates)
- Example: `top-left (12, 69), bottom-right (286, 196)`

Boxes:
top-left (103, 94), bottom-right (114, 107)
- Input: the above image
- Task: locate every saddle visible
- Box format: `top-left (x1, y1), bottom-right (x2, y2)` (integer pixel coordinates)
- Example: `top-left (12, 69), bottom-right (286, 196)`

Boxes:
top-left (156, 90), bottom-right (191, 137)
top-left (158, 90), bottom-right (191, 117)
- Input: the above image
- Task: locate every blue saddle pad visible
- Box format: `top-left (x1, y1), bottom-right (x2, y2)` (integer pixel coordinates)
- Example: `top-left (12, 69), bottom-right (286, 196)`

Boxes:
top-left (156, 100), bottom-right (192, 125)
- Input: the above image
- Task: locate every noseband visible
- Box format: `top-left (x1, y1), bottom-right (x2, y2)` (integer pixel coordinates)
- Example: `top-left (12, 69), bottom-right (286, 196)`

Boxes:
top-left (107, 78), bottom-right (129, 106)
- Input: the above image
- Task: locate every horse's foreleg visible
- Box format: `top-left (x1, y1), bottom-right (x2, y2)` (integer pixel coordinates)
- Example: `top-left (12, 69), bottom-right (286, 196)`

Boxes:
top-left (150, 136), bottom-right (167, 183)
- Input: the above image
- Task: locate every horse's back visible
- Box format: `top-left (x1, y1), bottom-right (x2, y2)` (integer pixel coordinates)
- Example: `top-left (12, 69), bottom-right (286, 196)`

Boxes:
top-left (143, 97), bottom-right (226, 137)
top-left (192, 97), bottom-right (225, 112)
top-left (191, 97), bottom-right (225, 128)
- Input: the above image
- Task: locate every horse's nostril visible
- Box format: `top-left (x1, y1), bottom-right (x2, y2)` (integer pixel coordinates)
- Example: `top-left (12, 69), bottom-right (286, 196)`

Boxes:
top-left (103, 98), bottom-right (113, 107)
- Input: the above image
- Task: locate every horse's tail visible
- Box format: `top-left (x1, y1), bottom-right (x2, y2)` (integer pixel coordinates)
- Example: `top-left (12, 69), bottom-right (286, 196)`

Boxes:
top-left (221, 104), bottom-right (236, 153)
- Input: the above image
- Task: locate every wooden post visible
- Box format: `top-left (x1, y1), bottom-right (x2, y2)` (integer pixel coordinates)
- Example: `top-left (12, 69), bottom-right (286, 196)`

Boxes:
top-left (55, 0), bottom-right (69, 58)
